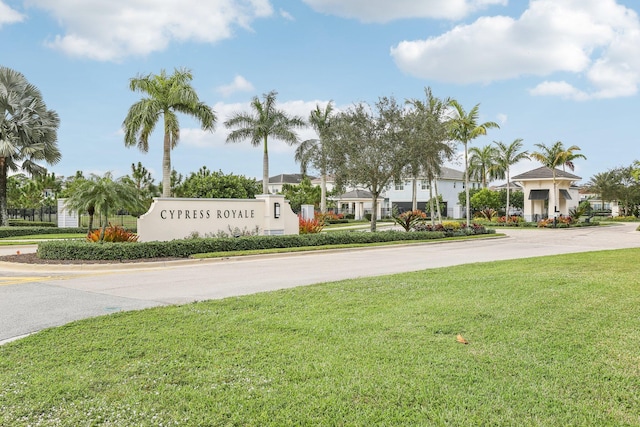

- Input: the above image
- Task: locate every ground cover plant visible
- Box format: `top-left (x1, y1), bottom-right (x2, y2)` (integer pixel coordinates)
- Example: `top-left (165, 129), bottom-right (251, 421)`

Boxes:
top-left (1, 249), bottom-right (639, 426)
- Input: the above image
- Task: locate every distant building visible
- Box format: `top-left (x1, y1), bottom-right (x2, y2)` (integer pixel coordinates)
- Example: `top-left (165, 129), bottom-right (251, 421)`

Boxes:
top-left (266, 174), bottom-right (315, 194)
top-left (512, 167), bottom-right (581, 221)
top-left (385, 166), bottom-right (481, 218)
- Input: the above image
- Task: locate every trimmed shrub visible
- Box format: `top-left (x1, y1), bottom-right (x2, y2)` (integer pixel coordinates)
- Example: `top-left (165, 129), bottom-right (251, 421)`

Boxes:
top-left (36, 228), bottom-right (494, 260)
top-left (0, 227), bottom-right (87, 239)
top-left (8, 220), bottom-right (56, 227)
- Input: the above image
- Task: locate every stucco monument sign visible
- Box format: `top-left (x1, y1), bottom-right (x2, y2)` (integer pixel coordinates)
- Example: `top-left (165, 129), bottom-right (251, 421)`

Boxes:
top-left (137, 194), bottom-right (298, 242)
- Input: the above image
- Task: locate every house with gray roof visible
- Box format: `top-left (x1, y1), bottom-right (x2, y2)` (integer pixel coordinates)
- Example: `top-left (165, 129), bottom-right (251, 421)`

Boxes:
top-left (385, 166), bottom-right (481, 218)
top-left (266, 173), bottom-right (315, 194)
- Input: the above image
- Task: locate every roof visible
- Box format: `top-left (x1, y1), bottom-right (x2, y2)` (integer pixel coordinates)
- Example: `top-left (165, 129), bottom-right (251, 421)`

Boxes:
top-left (267, 173), bottom-right (316, 184)
top-left (490, 181), bottom-right (523, 190)
top-left (512, 166), bottom-right (581, 181)
top-left (337, 189), bottom-right (375, 200)
top-left (437, 166), bottom-right (474, 181)
top-left (400, 166), bottom-right (477, 182)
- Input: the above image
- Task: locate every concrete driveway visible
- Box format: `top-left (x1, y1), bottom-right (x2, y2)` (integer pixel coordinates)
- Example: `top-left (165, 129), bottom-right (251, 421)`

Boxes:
top-left (1, 223), bottom-right (638, 344)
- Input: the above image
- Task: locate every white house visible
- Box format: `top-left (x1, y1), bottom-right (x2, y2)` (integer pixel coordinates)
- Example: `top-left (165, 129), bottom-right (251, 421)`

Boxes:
top-left (385, 166), bottom-right (481, 218)
top-left (512, 167), bottom-right (581, 221)
top-left (578, 187), bottom-right (620, 216)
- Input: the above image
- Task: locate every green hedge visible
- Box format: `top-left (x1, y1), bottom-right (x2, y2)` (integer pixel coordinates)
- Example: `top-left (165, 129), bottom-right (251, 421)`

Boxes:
top-left (0, 227), bottom-right (88, 239)
top-left (36, 228), bottom-right (495, 260)
top-left (8, 220), bottom-right (57, 227)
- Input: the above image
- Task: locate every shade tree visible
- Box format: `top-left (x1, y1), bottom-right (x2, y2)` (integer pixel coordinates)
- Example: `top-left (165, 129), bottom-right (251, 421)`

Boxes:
top-left (328, 96), bottom-right (406, 232)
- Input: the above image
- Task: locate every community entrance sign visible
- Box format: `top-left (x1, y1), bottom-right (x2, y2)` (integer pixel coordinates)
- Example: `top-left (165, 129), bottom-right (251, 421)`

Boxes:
top-left (137, 194), bottom-right (298, 242)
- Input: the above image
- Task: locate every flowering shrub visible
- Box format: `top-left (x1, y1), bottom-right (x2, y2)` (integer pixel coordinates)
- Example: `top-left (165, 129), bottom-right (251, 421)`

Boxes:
top-left (316, 212), bottom-right (347, 224)
top-left (299, 216), bottom-right (325, 234)
top-left (87, 224), bottom-right (138, 243)
top-left (392, 209), bottom-right (427, 231)
top-left (496, 215), bottom-right (524, 224)
top-left (537, 216), bottom-right (573, 228)
top-left (412, 221), bottom-right (490, 236)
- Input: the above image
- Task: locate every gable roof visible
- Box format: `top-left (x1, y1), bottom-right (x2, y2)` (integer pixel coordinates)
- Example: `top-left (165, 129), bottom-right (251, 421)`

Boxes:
top-left (512, 166), bottom-right (581, 181)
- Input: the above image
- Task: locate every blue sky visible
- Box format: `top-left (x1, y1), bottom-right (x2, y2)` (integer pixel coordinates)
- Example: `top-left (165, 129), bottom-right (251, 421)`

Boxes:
top-left (2, 0), bottom-right (639, 184)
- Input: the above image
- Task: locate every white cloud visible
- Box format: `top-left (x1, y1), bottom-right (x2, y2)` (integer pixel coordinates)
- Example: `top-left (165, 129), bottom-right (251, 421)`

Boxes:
top-left (24, 0), bottom-right (273, 61)
top-left (302, 0), bottom-right (507, 22)
top-left (181, 99), bottom-right (336, 154)
top-left (279, 9), bottom-right (294, 21)
top-left (529, 81), bottom-right (589, 101)
top-left (216, 75), bottom-right (255, 97)
top-left (496, 113), bottom-right (508, 124)
top-left (0, 2), bottom-right (24, 26)
top-left (391, 0), bottom-right (640, 99)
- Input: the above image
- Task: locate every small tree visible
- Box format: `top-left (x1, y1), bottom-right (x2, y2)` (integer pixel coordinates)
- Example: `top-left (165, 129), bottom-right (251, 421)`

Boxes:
top-left (328, 97), bottom-right (406, 232)
top-left (470, 188), bottom-right (501, 213)
top-left (174, 167), bottom-right (260, 199)
top-left (64, 173), bottom-right (144, 240)
top-left (281, 177), bottom-right (321, 213)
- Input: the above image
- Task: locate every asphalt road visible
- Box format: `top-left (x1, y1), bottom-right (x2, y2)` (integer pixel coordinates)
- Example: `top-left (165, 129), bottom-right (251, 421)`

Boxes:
top-left (1, 223), bottom-right (638, 344)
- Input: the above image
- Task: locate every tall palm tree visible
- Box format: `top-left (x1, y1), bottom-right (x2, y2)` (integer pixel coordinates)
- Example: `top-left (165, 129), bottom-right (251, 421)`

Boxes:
top-left (226, 90), bottom-right (306, 195)
top-left (530, 141), bottom-right (586, 217)
top-left (123, 68), bottom-right (216, 198)
top-left (405, 88), bottom-right (454, 218)
top-left (493, 139), bottom-right (529, 221)
top-left (295, 102), bottom-right (335, 213)
top-left (0, 66), bottom-right (61, 226)
top-left (468, 144), bottom-right (500, 188)
top-left (64, 172), bottom-right (143, 240)
top-left (448, 101), bottom-right (499, 225)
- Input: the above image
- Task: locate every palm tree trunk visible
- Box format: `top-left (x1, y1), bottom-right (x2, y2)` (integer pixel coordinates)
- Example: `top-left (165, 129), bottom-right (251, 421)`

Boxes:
top-left (464, 141), bottom-right (470, 226)
top-left (434, 178), bottom-right (442, 222)
top-left (506, 170), bottom-right (511, 223)
top-left (262, 136), bottom-right (269, 194)
top-left (411, 176), bottom-right (418, 211)
top-left (0, 158), bottom-right (7, 227)
top-left (162, 130), bottom-right (171, 198)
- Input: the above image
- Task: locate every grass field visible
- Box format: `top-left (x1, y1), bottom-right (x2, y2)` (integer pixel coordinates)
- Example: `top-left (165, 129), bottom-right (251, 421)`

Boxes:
top-left (1, 249), bottom-right (639, 426)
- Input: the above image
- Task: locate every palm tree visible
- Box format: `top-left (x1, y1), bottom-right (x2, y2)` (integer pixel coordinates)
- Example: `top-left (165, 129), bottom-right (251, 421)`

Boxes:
top-left (448, 101), bottom-right (500, 225)
top-left (405, 88), bottom-right (454, 218)
top-left (493, 139), bottom-right (529, 221)
top-left (0, 66), bottom-right (61, 226)
top-left (295, 102), bottom-right (335, 213)
top-left (123, 68), bottom-right (216, 198)
top-left (530, 141), bottom-right (586, 217)
top-left (586, 170), bottom-right (620, 211)
top-left (225, 90), bottom-right (306, 195)
top-left (64, 173), bottom-right (143, 240)
top-left (468, 144), bottom-right (500, 188)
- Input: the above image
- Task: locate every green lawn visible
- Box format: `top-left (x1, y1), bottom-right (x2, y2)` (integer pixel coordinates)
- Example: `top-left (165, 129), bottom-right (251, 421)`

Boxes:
top-left (1, 249), bottom-right (639, 426)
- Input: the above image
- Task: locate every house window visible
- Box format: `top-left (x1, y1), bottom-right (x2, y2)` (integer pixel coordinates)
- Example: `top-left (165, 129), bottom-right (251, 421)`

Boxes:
top-left (394, 181), bottom-right (404, 191)
top-left (421, 180), bottom-right (430, 190)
